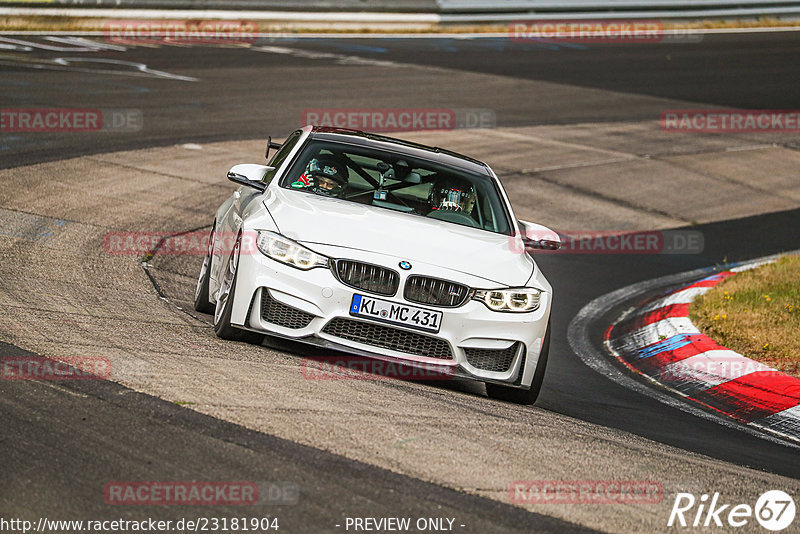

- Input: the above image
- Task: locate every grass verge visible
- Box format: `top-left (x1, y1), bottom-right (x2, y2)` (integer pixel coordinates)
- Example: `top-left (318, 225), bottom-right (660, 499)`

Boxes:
top-left (690, 255), bottom-right (800, 378)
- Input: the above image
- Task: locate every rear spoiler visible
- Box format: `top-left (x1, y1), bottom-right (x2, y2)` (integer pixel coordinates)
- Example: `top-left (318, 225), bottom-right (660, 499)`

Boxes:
top-left (265, 136), bottom-right (282, 160)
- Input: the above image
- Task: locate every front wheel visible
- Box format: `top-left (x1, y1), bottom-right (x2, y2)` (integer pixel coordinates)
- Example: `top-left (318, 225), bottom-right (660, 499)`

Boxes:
top-left (193, 222), bottom-right (215, 314)
top-left (213, 232), bottom-right (263, 344)
top-left (485, 323), bottom-right (550, 405)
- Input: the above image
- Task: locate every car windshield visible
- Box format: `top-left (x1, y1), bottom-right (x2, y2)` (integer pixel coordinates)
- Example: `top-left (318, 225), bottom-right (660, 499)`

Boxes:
top-left (280, 140), bottom-right (511, 235)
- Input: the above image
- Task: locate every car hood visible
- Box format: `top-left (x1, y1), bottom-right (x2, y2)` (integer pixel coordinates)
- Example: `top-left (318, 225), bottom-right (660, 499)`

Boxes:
top-left (263, 188), bottom-right (533, 286)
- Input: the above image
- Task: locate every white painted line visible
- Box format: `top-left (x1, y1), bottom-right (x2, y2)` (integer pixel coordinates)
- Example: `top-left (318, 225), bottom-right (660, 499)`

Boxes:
top-left (760, 405), bottom-right (800, 436)
top-left (641, 286), bottom-right (712, 312)
top-left (251, 45), bottom-right (412, 69)
top-left (662, 350), bottom-right (774, 386)
top-left (626, 317), bottom-right (700, 347)
top-left (46, 35), bottom-right (127, 51)
top-left (0, 35), bottom-right (112, 51)
top-left (481, 129), bottom-right (635, 159)
top-left (724, 144), bottom-right (778, 152)
top-left (523, 157), bottom-right (637, 174)
top-left (731, 259), bottom-right (775, 272)
top-left (619, 317), bottom-right (699, 349)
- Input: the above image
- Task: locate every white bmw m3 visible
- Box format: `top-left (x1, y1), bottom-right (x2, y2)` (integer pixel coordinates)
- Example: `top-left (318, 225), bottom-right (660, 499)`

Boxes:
top-left (195, 125), bottom-right (560, 404)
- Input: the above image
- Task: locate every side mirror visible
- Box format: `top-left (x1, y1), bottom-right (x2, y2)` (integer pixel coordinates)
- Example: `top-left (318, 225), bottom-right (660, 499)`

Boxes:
top-left (265, 136), bottom-right (282, 161)
top-left (227, 164), bottom-right (275, 192)
top-left (518, 220), bottom-right (561, 251)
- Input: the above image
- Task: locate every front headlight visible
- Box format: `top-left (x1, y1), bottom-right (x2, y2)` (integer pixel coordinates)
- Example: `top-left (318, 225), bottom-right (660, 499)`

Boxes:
top-left (473, 288), bottom-right (542, 313)
top-left (256, 231), bottom-right (329, 270)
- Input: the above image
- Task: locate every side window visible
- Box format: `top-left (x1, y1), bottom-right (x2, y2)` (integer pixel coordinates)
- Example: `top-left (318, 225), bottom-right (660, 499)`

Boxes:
top-left (263, 130), bottom-right (304, 183)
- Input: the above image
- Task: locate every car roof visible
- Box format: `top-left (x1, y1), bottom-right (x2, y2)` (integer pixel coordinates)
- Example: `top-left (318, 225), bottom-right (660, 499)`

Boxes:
top-left (306, 126), bottom-right (492, 177)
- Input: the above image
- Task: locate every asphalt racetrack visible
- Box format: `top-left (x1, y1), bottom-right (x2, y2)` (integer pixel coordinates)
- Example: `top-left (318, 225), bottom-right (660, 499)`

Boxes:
top-left (1, 32), bottom-right (800, 533)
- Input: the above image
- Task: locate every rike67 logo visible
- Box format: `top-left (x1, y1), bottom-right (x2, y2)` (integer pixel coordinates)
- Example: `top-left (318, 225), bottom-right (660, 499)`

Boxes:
top-left (668, 490), bottom-right (796, 531)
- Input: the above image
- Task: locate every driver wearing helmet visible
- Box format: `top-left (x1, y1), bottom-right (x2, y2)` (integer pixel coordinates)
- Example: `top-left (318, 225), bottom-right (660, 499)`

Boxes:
top-left (428, 176), bottom-right (476, 214)
top-left (291, 155), bottom-right (349, 198)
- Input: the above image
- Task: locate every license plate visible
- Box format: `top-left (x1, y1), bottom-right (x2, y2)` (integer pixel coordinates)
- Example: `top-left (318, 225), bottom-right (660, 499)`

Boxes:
top-left (350, 294), bottom-right (442, 333)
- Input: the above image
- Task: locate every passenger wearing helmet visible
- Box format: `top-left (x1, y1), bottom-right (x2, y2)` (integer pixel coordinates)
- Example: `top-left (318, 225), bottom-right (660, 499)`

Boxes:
top-left (291, 155), bottom-right (348, 197)
top-left (428, 176), bottom-right (476, 214)
top-left (426, 176), bottom-right (480, 228)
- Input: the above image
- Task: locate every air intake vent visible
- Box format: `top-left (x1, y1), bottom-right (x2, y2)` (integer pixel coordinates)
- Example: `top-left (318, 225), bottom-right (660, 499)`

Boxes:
top-left (334, 260), bottom-right (399, 296)
top-left (464, 343), bottom-right (520, 372)
top-left (261, 290), bottom-right (315, 329)
top-left (322, 317), bottom-right (452, 360)
top-left (404, 276), bottom-right (471, 307)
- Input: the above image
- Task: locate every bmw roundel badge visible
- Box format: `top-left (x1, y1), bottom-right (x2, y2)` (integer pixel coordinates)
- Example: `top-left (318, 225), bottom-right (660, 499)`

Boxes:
top-left (399, 261), bottom-right (412, 270)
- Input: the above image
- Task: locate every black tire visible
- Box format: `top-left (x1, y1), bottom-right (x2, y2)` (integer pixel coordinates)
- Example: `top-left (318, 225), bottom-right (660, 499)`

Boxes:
top-left (485, 323), bottom-right (550, 405)
top-left (193, 222), bottom-right (215, 314)
top-left (213, 233), bottom-right (264, 344)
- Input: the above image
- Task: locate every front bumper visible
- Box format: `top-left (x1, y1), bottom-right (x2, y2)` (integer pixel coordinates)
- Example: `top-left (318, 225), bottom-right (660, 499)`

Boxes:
top-left (230, 248), bottom-right (551, 389)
